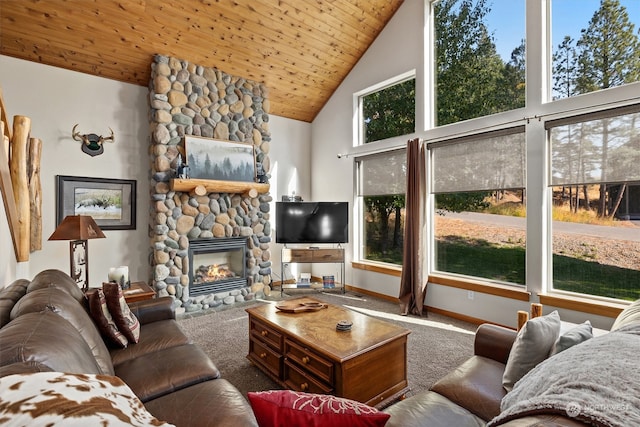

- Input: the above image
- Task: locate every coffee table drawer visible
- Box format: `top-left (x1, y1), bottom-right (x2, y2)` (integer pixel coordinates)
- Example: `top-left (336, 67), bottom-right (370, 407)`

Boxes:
top-left (250, 318), bottom-right (283, 351)
top-left (284, 360), bottom-right (333, 394)
top-left (285, 339), bottom-right (334, 384)
top-left (249, 337), bottom-right (282, 379)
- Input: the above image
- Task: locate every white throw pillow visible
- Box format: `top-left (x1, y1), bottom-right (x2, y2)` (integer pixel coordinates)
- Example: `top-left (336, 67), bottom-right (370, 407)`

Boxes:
top-left (0, 372), bottom-right (174, 426)
top-left (502, 310), bottom-right (561, 391)
top-left (550, 320), bottom-right (593, 356)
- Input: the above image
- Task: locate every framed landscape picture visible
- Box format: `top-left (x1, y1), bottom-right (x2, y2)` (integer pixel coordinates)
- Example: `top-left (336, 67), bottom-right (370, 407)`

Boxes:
top-left (182, 135), bottom-right (256, 182)
top-left (56, 175), bottom-right (136, 230)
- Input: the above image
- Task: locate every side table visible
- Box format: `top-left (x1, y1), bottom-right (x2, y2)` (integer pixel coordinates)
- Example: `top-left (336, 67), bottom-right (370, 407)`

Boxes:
top-left (123, 281), bottom-right (156, 303)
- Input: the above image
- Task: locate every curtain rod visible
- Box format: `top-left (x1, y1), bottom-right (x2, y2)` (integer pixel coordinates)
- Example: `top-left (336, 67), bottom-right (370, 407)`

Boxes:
top-left (337, 145), bottom-right (410, 159)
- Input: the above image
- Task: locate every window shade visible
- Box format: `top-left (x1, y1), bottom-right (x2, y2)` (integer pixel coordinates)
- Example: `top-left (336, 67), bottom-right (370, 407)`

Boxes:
top-left (549, 108), bottom-right (640, 186)
top-left (357, 149), bottom-right (407, 196)
top-left (431, 127), bottom-right (526, 193)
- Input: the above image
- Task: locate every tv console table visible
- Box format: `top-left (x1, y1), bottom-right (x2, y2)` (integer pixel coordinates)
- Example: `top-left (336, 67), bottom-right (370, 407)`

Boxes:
top-left (280, 247), bottom-right (345, 295)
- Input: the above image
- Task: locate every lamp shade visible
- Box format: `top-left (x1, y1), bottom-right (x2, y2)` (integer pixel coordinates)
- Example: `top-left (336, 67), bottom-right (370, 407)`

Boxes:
top-left (48, 215), bottom-right (106, 241)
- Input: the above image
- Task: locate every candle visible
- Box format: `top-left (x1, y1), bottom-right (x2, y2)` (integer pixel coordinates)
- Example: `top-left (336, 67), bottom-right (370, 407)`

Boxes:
top-left (108, 266), bottom-right (129, 288)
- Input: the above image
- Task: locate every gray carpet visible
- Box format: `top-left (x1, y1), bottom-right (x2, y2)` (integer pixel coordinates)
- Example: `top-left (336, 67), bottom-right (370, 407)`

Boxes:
top-left (177, 290), bottom-right (478, 400)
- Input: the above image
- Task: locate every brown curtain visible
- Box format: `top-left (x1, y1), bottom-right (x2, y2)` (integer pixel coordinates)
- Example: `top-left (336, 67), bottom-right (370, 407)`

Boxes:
top-left (399, 138), bottom-right (427, 316)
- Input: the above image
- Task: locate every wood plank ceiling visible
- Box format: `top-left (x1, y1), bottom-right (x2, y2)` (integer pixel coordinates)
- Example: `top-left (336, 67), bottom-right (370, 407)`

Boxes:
top-left (0, 0), bottom-right (403, 123)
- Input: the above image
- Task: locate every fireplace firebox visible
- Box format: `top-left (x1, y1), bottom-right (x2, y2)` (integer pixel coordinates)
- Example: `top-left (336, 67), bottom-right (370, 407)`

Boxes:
top-left (188, 237), bottom-right (248, 297)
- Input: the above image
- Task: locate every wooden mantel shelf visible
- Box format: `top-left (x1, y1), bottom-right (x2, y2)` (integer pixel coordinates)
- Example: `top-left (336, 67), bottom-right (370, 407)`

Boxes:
top-left (170, 178), bottom-right (270, 195)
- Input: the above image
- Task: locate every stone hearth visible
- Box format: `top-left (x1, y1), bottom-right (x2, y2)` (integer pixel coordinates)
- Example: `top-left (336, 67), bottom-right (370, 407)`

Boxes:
top-left (148, 55), bottom-right (273, 314)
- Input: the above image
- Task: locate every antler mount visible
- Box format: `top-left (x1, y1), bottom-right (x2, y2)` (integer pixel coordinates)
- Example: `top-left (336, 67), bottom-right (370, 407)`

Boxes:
top-left (72, 124), bottom-right (115, 156)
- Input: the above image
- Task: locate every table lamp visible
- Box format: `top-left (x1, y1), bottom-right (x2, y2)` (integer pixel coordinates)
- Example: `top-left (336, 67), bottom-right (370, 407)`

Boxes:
top-left (48, 215), bottom-right (105, 291)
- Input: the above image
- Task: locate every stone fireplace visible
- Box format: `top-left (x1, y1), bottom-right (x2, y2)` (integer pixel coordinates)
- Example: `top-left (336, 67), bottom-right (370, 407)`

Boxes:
top-left (148, 55), bottom-right (273, 314)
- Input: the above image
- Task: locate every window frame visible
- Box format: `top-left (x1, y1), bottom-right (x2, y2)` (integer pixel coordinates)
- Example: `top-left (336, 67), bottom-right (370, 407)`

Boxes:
top-left (352, 0), bottom-right (640, 307)
top-left (352, 71), bottom-right (416, 266)
top-left (421, 0), bottom-right (640, 302)
top-left (353, 70), bottom-right (417, 147)
top-left (355, 148), bottom-right (407, 265)
top-left (429, 126), bottom-right (527, 287)
top-left (545, 104), bottom-right (640, 302)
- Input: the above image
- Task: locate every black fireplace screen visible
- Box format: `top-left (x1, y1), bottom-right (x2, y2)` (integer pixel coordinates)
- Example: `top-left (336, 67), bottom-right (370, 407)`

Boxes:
top-left (188, 237), bottom-right (248, 296)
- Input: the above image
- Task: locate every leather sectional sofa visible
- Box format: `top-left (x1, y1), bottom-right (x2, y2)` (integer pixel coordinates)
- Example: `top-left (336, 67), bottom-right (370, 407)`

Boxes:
top-left (0, 269), bottom-right (258, 427)
top-left (384, 300), bottom-right (640, 427)
top-left (2, 268), bottom-right (638, 426)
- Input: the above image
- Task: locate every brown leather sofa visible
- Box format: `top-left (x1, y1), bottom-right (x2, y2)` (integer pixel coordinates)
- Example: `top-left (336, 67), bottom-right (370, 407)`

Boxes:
top-left (384, 323), bottom-right (513, 426)
top-left (383, 322), bottom-right (588, 426)
top-left (384, 299), bottom-right (640, 427)
top-left (0, 269), bottom-right (258, 427)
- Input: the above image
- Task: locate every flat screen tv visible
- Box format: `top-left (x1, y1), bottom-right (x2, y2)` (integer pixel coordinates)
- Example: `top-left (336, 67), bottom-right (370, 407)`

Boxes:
top-left (276, 201), bottom-right (349, 244)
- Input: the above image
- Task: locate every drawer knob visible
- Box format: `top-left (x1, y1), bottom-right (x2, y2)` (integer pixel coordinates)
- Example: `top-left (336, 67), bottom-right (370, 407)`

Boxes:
top-left (261, 330), bottom-right (268, 337)
top-left (300, 382), bottom-right (309, 391)
top-left (302, 356), bottom-right (310, 364)
top-left (260, 352), bottom-right (267, 359)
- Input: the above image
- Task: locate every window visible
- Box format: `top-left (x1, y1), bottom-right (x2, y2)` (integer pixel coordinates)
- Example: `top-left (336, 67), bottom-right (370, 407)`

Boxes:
top-left (358, 75), bottom-right (415, 145)
top-left (551, 0), bottom-right (640, 101)
top-left (548, 106), bottom-right (640, 301)
top-left (422, 0), bottom-right (640, 302)
top-left (357, 150), bottom-right (406, 265)
top-left (434, 0), bottom-right (525, 126)
top-left (431, 128), bottom-right (527, 285)
top-left (355, 73), bottom-right (414, 266)
top-left (351, 1), bottom-right (640, 303)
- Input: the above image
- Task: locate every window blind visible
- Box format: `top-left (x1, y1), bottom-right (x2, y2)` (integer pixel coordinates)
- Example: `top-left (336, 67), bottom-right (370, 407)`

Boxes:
top-left (549, 106), bottom-right (640, 186)
top-left (431, 127), bottom-right (526, 193)
top-left (357, 149), bottom-right (407, 196)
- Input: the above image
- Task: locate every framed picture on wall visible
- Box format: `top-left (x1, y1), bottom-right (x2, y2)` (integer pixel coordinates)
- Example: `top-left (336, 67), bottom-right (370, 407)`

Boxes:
top-left (56, 175), bottom-right (137, 230)
top-left (182, 136), bottom-right (256, 182)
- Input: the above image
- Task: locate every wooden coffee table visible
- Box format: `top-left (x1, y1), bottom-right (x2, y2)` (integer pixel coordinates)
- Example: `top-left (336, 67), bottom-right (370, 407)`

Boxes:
top-left (246, 296), bottom-right (410, 408)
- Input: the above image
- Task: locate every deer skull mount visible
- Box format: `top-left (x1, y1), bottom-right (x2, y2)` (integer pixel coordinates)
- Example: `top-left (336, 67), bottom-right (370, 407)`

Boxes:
top-left (72, 124), bottom-right (115, 156)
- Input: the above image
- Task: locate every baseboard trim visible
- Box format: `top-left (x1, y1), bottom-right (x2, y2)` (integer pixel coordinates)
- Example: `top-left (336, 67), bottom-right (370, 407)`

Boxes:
top-left (425, 306), bottom-right (510, 328)
top-left (345, 285), bottom-right (399, 303)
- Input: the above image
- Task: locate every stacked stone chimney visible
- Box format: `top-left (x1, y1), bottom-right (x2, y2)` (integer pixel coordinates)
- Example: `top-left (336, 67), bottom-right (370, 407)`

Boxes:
top-left (148, 55), bottom-right (272, 313)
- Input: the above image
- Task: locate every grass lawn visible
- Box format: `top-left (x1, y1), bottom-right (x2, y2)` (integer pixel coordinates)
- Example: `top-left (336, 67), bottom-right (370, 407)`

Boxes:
top-left (436, 240), bottom-right (640, 301)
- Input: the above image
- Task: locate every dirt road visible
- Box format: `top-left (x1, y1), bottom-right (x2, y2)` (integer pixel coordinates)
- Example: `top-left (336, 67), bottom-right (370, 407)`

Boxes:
top-left (436, 214), bottom-right (640, 270)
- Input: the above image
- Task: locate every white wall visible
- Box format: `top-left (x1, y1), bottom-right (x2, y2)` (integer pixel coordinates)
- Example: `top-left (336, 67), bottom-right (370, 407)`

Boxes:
top-left (0, 55), bottom-right (150, 285)
top-left (267, 115), bottom-right (312, 283)
top-left (0, 55), bottom-right (312, 290)
top-left (311, 0), bottom-right (424, 294)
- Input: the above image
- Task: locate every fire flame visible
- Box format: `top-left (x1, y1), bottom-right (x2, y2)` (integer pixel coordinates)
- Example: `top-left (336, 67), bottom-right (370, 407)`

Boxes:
top-left (206, 264), bottom-right (234, 280)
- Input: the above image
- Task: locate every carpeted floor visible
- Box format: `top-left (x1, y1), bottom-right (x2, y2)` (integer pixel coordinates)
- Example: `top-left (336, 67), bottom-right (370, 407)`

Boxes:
top-left (177, 290), bottom-right (478, 400)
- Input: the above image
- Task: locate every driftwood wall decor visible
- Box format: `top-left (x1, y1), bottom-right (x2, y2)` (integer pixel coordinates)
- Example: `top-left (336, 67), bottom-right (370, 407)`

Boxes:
top-left (0, 86), bottom-right (43, 261)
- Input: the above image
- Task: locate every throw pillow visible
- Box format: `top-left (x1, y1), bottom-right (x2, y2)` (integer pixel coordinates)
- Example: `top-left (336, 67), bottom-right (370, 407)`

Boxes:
top-left (550, 320), bottom-right (593, 356)
top-left (611, 297), bottom-right (640, 331)
top-left (0, 372), bottom-right (174, 426)
top-left (86, 288), bottom-right (129, 348)
top-left (247, 390), bottom-right (391, 427)
top-left (102, 281), bottom-right (140, 344)
top-left (502, 310), bottom-right (561, 392)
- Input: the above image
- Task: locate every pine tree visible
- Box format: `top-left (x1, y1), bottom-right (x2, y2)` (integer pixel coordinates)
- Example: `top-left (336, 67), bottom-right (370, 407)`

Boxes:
top-left (574, 0), bottom-right (640, 216)
top-left (576, 0), bottom-right (640, 93)
top-left (497, 40), bottom-right (526, 110)
top-left (553, 36), bottom-right (579, 99)
top-left (435, 0), bottom-right (506, 125)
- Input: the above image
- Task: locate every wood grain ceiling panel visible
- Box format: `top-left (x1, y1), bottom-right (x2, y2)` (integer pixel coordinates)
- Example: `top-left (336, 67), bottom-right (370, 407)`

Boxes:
top-left (0, 0), bottom-right (403, 122)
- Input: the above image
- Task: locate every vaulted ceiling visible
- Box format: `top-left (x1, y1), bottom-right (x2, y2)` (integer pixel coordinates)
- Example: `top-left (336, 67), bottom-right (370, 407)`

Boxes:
top-left (0, 0), bottom-right (403, 122)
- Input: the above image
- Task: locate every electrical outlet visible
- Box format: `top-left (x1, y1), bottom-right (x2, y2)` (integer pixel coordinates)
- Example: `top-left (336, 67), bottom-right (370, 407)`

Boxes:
top-left (467, 291), bottom-right (475, 300)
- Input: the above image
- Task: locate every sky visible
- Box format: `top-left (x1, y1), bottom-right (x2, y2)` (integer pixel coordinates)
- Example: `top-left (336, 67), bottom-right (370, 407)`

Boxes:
top-left (483, 0), bottom-right (640, 60)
